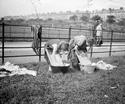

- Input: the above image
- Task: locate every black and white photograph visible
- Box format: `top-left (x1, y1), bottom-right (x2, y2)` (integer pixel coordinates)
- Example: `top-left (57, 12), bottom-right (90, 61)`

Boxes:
top-left (0, 0), bottom-right (125, 103)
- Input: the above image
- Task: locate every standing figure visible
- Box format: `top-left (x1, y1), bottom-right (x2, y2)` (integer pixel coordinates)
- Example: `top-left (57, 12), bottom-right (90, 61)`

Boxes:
top-left (92, 20), bottom-right (99, 45)
top-left (96, 22), bottom-right (103, 46)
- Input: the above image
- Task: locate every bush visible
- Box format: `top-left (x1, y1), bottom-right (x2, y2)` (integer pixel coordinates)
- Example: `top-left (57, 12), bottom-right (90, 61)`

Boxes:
top-left (106, 15), bottom-right (116, 24)
top-left (91, 15), bottom-right (102, 21)
top-left (80, 15), bottom-right (89, 22)
top-left (69, 15), bottom-right (78, 21)
top-left (117, 18), bottom-right (125, 26)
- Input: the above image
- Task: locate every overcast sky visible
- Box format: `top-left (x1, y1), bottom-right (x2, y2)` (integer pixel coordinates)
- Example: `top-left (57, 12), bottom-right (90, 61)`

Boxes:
top-left (0, 0), bottom-right (125, 17)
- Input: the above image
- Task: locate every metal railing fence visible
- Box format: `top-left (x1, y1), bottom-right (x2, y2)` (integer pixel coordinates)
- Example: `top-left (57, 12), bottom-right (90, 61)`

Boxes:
top-left (0, 23), bottom-right (125, 64)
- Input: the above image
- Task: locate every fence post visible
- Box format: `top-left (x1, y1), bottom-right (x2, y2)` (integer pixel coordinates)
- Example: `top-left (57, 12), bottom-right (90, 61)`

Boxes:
top-left (90, 29), bottom-right (95, 58)
top-left (39, 25), bottom-right (42, 62)
top-left (24, 27), bottom-right (26, 38)
top-left (109, 30), bottom-right (113, 56)
top-left (2, 18), bottom-right (5, 64)
top-left (68, 26), bottom-right (71, 41)
top-left (9, 25), bottom-right (11, 38)
top-left (90, 46), bottom-right (93, 58)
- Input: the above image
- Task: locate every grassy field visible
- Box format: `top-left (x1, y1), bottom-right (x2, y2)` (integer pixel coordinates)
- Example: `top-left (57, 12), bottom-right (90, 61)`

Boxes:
top-left (0, 56), bottom-right (125, 104)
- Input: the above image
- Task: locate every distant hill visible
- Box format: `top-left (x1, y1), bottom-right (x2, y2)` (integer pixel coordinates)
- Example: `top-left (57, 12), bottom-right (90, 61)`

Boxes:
top-left (3, 8), bottom-right (125, 21)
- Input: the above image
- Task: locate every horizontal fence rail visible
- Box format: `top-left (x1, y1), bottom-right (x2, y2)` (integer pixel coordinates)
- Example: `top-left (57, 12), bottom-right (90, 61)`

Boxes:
top-left (0, 23), bottom-right (125, 64)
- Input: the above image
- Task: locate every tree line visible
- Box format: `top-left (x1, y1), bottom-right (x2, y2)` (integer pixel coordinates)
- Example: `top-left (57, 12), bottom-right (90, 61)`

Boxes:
top-left (1, 14), bottom-right (125, 27)
top-left (69, 14), bottom-right (125, 26)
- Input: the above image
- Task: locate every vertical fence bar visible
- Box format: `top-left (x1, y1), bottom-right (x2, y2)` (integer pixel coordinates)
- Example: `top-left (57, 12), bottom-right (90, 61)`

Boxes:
top-left (68, 26), bottom-right (71, 41)
top-left (9, 25), bottom-right (11, 38)
top-left (92, 29), bottom-right (96, 45)
top-left (39, 25), bottom-right (42, 62)
top-left (90, 46), bottom-right (93, 58)
top-left (90, 29), bottom-right (94, 58)
top-left (109, 30), bottom-right (113, 56)
top-left (2, 20), bottom-right (5, 64)
top-left (59, 29), bottom-right (60, 39)
top-left (24, 27), bottom-right (25, 38)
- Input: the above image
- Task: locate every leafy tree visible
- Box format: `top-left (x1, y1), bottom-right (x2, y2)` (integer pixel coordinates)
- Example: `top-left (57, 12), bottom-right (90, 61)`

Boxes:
top-left (69, 15), bottom-right (78, 21)
top-left (120, 7), bottom-right (124, 10)
top-left (106, 15), bottom-right (116, 24)
top-left (117, 18), bottom-right (125, 26)
top-left (91, 15), bottom-right (102, 21)
top-left (15, 18), bottom-right (25, 24)
top-left (80, 15), bottom-right (89, 22)
top-left (4, 18), bottom-right (26, 24)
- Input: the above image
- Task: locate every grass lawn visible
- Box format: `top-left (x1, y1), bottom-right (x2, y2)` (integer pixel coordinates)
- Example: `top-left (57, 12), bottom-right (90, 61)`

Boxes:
top-left (0, 56), bottom-right (125, 104)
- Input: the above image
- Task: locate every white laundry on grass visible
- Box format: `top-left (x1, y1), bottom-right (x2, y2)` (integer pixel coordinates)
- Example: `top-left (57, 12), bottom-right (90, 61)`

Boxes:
top-left (93, 60), bottom-right (117, 70)
top-left (0, 62), bottom-right (37, 77)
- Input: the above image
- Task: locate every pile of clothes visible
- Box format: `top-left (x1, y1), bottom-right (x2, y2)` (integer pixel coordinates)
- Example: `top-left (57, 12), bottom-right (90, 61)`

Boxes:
top-left (93, 61), bottom-right (117, 70)
top-left (0, 62), bottom-right (37, 77)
